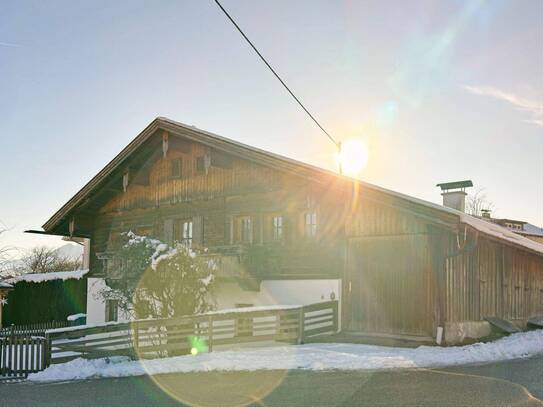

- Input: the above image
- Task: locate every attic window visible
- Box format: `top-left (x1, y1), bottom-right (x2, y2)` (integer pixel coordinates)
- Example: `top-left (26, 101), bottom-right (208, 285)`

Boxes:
top-left (196, 156), bottom-right (206, 174)
top-left (170, 159), bottom-right (181, 178)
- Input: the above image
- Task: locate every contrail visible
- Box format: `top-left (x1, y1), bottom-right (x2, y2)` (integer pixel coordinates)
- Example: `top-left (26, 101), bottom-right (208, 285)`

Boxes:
top-left (0, 41), bottom-right (21, 48)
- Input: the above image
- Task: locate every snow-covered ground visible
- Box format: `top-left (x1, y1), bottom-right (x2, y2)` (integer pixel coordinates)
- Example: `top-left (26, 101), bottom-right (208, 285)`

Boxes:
top-left (28, 329), bottom-right (543, 382)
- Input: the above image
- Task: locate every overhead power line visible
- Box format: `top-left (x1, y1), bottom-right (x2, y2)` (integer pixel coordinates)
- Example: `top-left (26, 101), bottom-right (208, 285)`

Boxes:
top-left (213, 0), bottom-right (340, 149)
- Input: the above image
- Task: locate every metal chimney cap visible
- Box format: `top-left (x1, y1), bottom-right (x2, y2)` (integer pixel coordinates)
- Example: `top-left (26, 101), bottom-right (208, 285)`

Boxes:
top-left (436, 180), bottom-right (473, 191)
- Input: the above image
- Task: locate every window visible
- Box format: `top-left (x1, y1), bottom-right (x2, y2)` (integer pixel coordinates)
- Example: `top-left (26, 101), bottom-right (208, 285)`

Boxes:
top-left (105, 299), bottom-right (119, 322)
top-left (173, 219), bottom-right (193, 247)
top-left (182, 220), bottom-right (193, 247)
top-left (304, 212), bottom-right (317, 237)
top-left (196, 156), bottom-right (205, 174)
top-left (170, 158), bottom-right (181, 178)
top-left (241, 217), bottom-right (252, 243)
top-left (235, 216), bottom-right (252, 243)
top-left (272, 216), bottom-right (283, 240)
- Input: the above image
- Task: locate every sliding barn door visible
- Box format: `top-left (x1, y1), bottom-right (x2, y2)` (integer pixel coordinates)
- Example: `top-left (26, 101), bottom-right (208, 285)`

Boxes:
top-left (345, 234), bottom-right (435, 337)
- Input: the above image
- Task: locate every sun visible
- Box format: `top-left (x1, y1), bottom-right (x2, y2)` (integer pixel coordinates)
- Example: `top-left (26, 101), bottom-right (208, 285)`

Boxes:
top-left (336, 139), bottom-right (369, 177)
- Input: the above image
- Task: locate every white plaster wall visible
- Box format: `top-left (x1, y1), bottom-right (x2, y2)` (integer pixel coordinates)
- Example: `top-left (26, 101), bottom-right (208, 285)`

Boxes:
top-left (213, 279), bottom-right (341, 314)
top-left (87, 277), bottom-right (342, 326)
top-left (86, 278), bottom-right (107, 324)
top-left (87, 278), bottom-right (131, 324)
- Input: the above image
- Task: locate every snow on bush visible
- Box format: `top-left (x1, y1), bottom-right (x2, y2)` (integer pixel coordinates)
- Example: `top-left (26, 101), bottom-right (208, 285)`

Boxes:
top-left (28, 329), bottom-right (543, 382)
top-left (100, 232), bottom-right (216, 321)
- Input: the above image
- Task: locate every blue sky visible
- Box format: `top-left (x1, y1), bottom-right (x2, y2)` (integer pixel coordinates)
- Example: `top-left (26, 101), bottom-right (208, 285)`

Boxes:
top-left (1, 0), bottom-right (542, 252)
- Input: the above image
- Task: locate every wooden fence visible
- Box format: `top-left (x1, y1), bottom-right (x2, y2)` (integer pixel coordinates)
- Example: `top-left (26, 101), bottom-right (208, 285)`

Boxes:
top-left (47, 301), bottom-right (338, 364)
top-left (0, 320), bottom-right (71, 337)
top-left (0, 334), bottom-right (50, 379)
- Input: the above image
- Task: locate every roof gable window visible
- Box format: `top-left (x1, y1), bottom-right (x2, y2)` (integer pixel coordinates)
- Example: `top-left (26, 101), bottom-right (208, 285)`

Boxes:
top-left (170, 158), bottom-right (182, 178)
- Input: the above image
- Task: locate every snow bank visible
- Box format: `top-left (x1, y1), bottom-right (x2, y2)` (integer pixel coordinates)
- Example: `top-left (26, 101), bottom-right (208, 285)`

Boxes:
top-left (8, 269), bottom-right (89, 284)
top-left (28, 329), bottom-right (543, 382)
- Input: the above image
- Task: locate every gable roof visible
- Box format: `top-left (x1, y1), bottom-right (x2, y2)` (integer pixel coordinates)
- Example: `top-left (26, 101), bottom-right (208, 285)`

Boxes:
top-left (42, 117), bottom-right (543, 257)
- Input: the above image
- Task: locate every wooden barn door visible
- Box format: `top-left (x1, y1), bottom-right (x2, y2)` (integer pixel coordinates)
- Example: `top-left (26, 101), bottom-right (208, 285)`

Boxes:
top-left (345, 234), bottom-right (435, 337)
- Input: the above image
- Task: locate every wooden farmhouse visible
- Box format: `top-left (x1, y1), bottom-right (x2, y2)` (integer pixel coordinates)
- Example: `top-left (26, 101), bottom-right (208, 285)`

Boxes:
top-left (37, 117), bottom-right (543, 344)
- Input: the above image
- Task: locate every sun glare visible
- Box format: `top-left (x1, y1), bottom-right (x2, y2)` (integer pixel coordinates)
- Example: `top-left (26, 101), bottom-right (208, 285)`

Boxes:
top-left (337, 139), bottom-right (369, 177)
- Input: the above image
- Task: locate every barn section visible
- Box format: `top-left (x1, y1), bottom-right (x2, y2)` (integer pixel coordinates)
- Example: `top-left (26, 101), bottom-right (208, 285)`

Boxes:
top-left (342, 185), bottom-right (543, 344)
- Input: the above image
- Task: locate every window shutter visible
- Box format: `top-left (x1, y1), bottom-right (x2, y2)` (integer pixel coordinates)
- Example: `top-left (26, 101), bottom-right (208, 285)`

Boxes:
top-left (164, 219), bottom-right (174, 245)
top-left (193, 216), bottom-right (204, 246)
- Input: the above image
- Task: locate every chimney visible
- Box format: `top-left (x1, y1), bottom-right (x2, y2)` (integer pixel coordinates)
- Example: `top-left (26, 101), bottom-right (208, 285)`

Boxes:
top-left (481, 209), bottom-right (492, 219)
top-left (436, 180), bottom-right (473, 212)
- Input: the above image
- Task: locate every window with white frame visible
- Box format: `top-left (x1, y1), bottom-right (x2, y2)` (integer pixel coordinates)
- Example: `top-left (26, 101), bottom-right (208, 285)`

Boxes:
top-left (272, 215), bottom-right (283, 240)
top-left (174, 219), bottom-right (193, 247)
top-left (237, 216), bottom-right (252, 243)
top-left (304, 212), bottom-right (317, 237)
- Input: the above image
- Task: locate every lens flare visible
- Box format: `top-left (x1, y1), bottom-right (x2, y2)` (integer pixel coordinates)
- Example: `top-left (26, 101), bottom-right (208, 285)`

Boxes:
top-left (337, 139), bottom-right (369, 177)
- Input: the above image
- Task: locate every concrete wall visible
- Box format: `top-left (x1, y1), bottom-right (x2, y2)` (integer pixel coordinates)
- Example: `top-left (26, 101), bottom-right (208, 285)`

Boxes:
top-left (444, 321), bottom-right (492, 344)
top-left (213, 279), bottom-right (340, 308)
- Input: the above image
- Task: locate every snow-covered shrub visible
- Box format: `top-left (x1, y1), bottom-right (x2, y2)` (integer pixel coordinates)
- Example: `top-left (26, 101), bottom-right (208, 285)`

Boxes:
top-left (101, 232), bottom-right (216, 320)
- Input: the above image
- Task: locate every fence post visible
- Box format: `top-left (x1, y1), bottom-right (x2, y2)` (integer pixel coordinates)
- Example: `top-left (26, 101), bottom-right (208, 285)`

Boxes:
top-left (133, 321), bottom-right (139, 358)
top-left (44, 333), bottom-right (51, 368)
top-left (297, 306), bottom-right (305, 344)
top-left (332, 301), bottom-right (338, 333)
top-left (208, 315), bottom-right (213, 353)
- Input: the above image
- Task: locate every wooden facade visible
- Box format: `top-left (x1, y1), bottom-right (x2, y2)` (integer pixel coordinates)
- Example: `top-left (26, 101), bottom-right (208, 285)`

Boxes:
top-left (41, 118), bottom-right (543, 341)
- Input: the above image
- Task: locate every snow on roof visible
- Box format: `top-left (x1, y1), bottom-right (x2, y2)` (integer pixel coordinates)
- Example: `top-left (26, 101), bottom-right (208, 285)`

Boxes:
top-left (0, 281), bottom-right (13, 289)
top-left (522, 223), bottom-right (543, 237)
top-left (460, 214), bottom-right (543, 255)
top-left (7, 269), bottom-right (89, 284)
